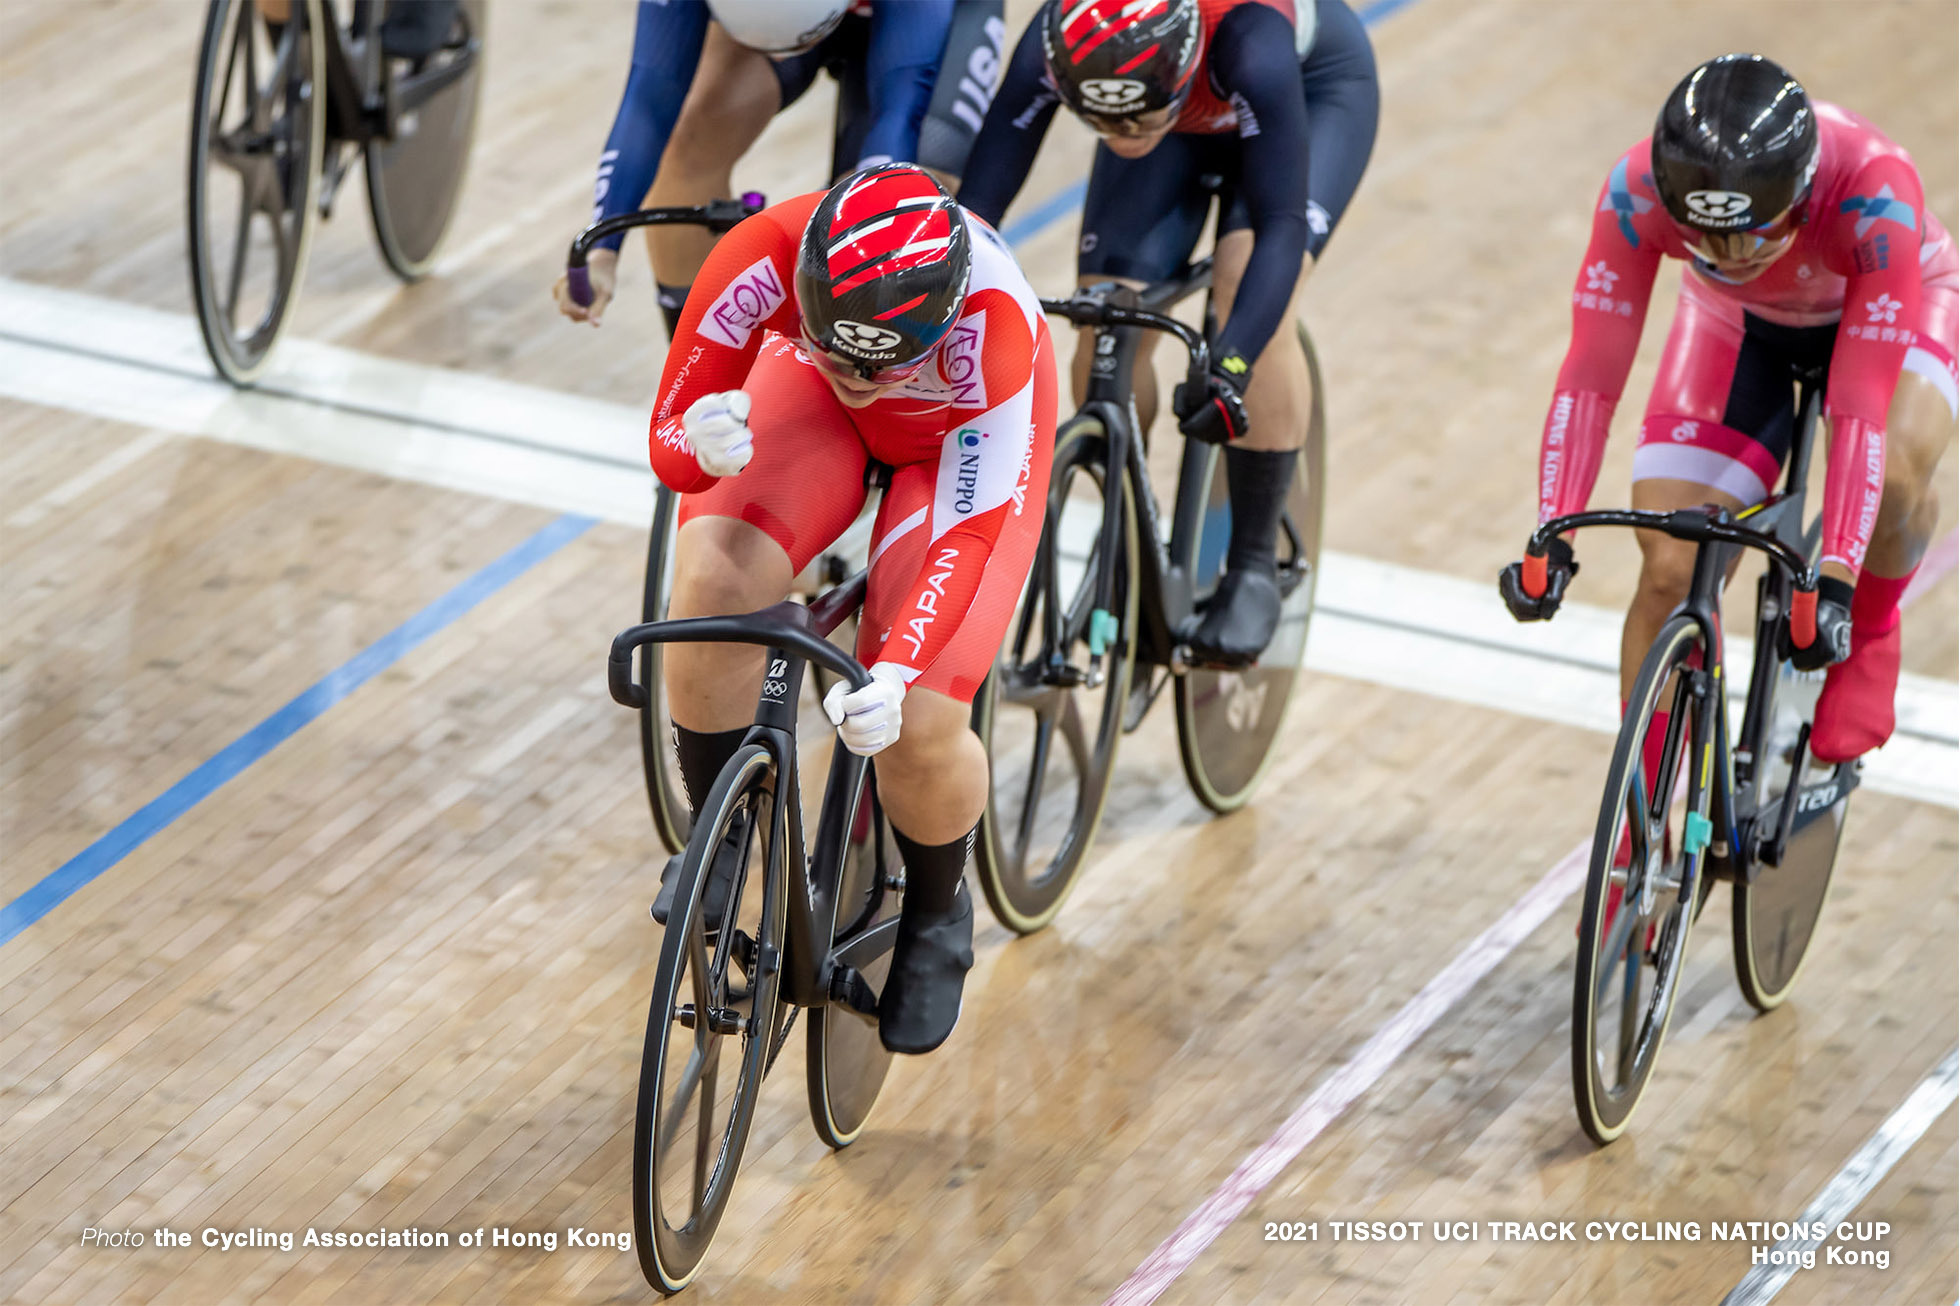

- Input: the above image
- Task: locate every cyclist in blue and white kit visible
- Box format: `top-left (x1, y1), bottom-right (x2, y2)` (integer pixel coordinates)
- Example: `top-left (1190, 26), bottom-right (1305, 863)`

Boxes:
top-left (551, 0), bottom-right (1007, 334)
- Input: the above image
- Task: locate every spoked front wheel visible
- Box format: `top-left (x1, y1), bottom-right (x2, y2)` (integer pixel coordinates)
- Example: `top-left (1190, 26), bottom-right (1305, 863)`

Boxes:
top-left (972, 419), bottom-right (1139, 934)
top-left (1573, 615), bottom-right (1711, 1145)
top-left (633, 744), bottom-right (783, 1294)
top-left (364, 0), bottom-right (487, 279)
top-left (186, 0), bottom-right (327, 384)
top-left (1172, 323), bottom-right (1326, 812)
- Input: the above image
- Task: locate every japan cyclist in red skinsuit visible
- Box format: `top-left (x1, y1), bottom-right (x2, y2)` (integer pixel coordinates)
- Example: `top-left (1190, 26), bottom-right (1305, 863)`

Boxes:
top-left (1500, 54), bottom-right (1957, 765)
top-left (648, 163), bottom-right (1057, 1056)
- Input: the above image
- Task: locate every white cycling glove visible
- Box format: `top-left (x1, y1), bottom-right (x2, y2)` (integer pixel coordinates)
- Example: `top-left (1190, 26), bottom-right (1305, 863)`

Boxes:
top-left (823, 663), bottom-right (909, 757)
top-left (682, 390), bottom-right (754, 477)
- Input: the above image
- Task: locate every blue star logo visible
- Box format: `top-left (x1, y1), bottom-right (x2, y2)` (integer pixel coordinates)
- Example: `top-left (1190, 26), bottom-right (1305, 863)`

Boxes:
top-left (1601, 158), bottom-right (1654, 249)
top-left (1841, 184), bottom-right (1917, 239)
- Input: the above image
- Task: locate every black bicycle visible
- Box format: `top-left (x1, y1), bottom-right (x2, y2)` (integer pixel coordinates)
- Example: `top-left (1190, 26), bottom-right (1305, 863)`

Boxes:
top-left (188, 0), bottom-right (485, 384)
top-left (971, 267), bottom-right (1326, 933)
top-left (607, 572), bottom-right (903, 1294)
top-left (1520, 362), bottom-right (1856, 1145)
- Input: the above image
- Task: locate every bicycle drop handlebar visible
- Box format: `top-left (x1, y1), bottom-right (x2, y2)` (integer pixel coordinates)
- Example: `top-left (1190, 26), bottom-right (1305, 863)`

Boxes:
top-left (1039, 293), bottom-right (1211, 397)
top-left (607, 571), bottom-right (872, 709)
top-left (1522, 506), bottom-right (1822, 644)
top-left (565, 194), bottom-right (766, 307)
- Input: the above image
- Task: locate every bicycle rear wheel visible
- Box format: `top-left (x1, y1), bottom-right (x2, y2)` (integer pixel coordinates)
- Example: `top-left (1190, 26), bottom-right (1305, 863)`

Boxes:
top-left (1172, 323), bottom-right (1326, 812)
top-left (806, 770), bottom-right (900, 1148)
top-left (1732, 642), bottom-right (1848, 1011)
top-left (186, 0), bottom-right (326, 385)
top-left (1572, 615), bottom-right (1710, 1145)
top-left (638, 486), bottom-right (691, 855)
top-left (633, 744), bottom-right (782, 1294)
top-left (972, 418), bottom-right (1139, 934)
top-left (364, 0), bottom-right (486, 279)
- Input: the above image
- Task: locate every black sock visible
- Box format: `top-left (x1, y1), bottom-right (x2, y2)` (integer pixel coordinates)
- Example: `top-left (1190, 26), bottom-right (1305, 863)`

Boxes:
top-left (673, 724), bottom-right (747, 812)
top-left (1223, 447), bottom-right (1297, 577)
top-left (892, 825), bottom-right (974, 917)
top-left (655, 283), bottom-right (691, 338)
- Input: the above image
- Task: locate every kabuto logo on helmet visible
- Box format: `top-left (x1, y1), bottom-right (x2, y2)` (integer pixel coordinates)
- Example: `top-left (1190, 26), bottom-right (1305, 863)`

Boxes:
top-left (1683, 189), bottom-right (1754, 227)
top-left (831, 320), bottom-right (906, 358)
top-left (1079, 78), bottom-right (1147, 112)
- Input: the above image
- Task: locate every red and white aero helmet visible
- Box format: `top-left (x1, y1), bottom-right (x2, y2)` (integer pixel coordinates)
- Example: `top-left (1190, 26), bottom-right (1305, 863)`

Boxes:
top-left (795, 164), bottom-right (973, 382)
top-left (706, 0), bottom-right (851, 55)
top-left (1040, 0), bottom-right (1203, 123)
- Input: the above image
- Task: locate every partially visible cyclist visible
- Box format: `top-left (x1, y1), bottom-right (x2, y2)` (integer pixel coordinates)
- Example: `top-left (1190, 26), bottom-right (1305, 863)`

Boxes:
top-left (1500, 54), bottom-right (1958, 766)
top-left (958, 0), bottom-right (1378, 666)
top-left (551, 0), bottom-right (1007, 333)
top-left (647, 164), bottom-right (1056, 1056)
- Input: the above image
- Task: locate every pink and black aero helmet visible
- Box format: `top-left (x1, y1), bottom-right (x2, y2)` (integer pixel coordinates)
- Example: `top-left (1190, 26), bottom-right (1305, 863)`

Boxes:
top-left (795, 164), bottom-right (972, 381)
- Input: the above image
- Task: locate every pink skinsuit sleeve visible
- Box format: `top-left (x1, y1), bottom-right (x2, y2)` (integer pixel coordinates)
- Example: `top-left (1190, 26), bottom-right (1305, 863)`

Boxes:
top-left (1817, 157), bottom-right (1925, 576)
top-left (1536, 152), bottom-right (1666, 523)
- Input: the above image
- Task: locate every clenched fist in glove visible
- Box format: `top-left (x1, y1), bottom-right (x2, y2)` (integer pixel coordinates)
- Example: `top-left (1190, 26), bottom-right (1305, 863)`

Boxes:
top-left (683, 390), bottom-right (755, 478)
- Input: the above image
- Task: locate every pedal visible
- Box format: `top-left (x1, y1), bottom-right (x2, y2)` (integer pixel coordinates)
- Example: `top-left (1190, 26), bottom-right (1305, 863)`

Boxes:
top-left (827, 964), bottom-right (881, 1021)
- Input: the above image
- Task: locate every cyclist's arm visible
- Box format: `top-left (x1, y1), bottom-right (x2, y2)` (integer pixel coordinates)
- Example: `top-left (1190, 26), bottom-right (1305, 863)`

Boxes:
top-left (1536, 151), bottom-right (1666, 522)
top-left (1207, 4), bottom-right (1312, 370)
top-left (647, 195), bottom-right (821, 492)
top-left (952, 19), bottom-right (1057, 229)
top-left (1816, 156), bottom-right (1925, 576)
top-left (590, 0), bottom-right (711, 253)
top-left (855, 0), bottom-right (958, 169)
top-left (882, 295), bottom-right (1044, 680)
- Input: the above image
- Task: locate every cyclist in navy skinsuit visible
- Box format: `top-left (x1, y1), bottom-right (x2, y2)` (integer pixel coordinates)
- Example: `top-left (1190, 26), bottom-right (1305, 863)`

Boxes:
top-left (551, 0), bottom-right (1007, 335)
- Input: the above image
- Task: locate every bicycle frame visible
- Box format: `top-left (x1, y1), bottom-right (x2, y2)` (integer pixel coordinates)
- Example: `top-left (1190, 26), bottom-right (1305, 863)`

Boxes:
top-left (1528, 363), bottom-right (1857, 889)
top-left (606, 574), bottom-right (897, 1021)
top-left (1039, 269), bottom-right (1225, 673)
top-left (314, 0), bottom-right (480, 147)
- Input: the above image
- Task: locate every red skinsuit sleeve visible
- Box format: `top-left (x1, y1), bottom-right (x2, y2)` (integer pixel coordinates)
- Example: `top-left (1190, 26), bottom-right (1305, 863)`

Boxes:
top-left (1818, 156), bottom-right (1924, 576)
top-left (646, 193), bottom-right (821, 494)
top-left (883, 292), bottom-right (1043, 681)
top-left (1537, 148), bottom-right (1667, 521)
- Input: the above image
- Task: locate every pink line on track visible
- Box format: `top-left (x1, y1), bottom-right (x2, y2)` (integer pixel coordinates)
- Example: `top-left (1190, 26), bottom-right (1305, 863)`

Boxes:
top-left (1102, 536), bottom-right (1960, 1306)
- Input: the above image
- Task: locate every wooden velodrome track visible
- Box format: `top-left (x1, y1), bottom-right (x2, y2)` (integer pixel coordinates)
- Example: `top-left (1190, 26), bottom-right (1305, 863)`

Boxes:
top-left (2, 1), bottom-right (1955, 1302)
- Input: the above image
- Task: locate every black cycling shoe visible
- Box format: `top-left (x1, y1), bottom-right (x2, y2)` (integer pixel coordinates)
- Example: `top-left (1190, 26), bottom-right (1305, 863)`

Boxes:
top-left (651, 818), bottom-right (747, 931)
top-left (1180, 566), bottom-right (1281, 667)
top-left (878, 886), bottom-right (975, 1056)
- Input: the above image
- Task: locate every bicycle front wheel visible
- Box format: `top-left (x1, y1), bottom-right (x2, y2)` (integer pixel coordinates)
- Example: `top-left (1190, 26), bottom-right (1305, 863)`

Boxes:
top-left (364, 0), bottom-right (486, 279)
top-left (633, 743), bottom-right (782, 1294)
top-left (1172, 322), bottom-right (1326, 812)
top-left (1572, 615), bottom-right (1710, 1145)
top-left (186, 0), bottom-right (326, 384)
top-left (972, 418), bottom-right (1139, 934)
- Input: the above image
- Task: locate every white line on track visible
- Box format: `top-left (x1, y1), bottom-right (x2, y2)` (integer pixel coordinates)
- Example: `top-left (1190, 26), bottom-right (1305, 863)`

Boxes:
top-left (1106, 842), bottom-right (1592, 1306)
top-left (6, 280), bottom-right (1947, 805)
top-left (1720, 1049), bottom-right (1958, 1306)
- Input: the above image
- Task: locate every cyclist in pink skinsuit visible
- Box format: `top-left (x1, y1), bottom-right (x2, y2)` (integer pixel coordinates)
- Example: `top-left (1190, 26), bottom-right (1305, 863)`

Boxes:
top-left (1501, 54), bottom-right (1958, 764)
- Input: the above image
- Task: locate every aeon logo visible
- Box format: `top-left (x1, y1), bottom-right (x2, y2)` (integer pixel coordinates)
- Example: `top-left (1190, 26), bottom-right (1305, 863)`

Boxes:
top-left (938, 313), bottom-right (987, 407)
top-left (699, 257), bottom-right (786, 348)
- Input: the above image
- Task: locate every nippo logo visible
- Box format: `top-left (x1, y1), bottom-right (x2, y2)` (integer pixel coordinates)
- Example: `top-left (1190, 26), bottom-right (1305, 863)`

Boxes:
top-left (1079, 78), bottom-right (1146, 112)
top-left (699, 256), bottom-right (786, 349)
top-left (1683, 189), bottom-right (1753, 226)
top-left (832, 320), bottom-right (905, 357)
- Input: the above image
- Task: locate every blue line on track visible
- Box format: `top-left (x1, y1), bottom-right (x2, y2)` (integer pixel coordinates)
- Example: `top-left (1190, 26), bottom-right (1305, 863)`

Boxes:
top-left (0, 512), bottom-right (596, 948)
top-left (1005, 0), bottom-right (1417, 253)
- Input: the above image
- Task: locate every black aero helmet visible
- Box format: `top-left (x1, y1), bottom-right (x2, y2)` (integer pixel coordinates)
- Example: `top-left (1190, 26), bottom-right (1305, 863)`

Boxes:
top-left (1652, 53), bottom-right (1818, 234)
top-left (796, 164), bottom-right (972, 382)
top-left (1039, 0), bottom-right (1203, 123)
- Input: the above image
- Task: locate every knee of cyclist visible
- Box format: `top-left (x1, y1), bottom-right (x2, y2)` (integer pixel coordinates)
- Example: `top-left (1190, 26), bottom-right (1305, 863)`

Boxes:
top-left (671, 560), bottom-right (773, 620)
top-left (1633, 538), bottom-right (1698, 610)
